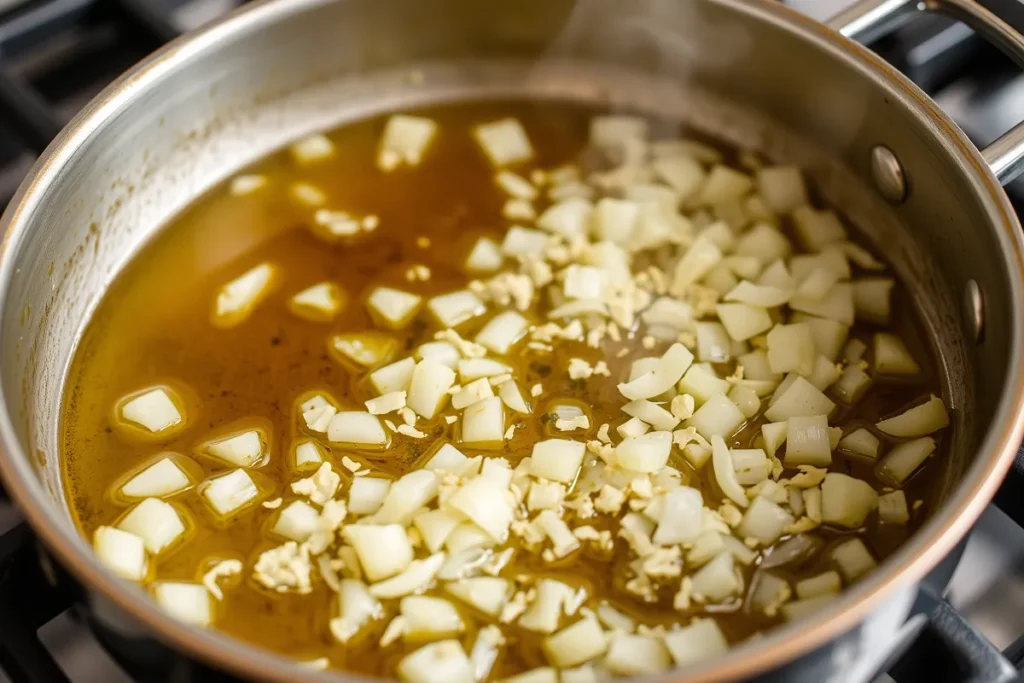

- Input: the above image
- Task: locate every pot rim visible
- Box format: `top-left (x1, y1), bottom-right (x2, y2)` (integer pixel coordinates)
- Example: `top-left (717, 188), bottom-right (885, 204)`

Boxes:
top-left (0, 0), bottom-right (1022, 681)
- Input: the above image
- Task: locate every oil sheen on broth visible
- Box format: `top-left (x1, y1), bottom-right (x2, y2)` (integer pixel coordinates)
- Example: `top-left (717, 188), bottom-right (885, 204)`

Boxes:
top-left (61, 100), bottom-right (948, 680)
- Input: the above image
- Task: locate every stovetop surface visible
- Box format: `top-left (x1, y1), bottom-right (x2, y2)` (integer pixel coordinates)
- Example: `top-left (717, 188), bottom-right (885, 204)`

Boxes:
top-left (2, 0), bottom-right (1024, 680)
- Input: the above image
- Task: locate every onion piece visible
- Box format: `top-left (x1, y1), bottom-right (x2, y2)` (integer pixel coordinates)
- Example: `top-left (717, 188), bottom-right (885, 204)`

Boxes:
top-left (717, 303), bottom-right (772, 342)
top-left (473, 118), bottom-right (533, 167)
top-left (761, 421), bottom-right (788, 458)
top-left (604, 632), bottom-right (672, 676)
top-left (853, 278), bottom-right (894, 324)
top-left (370, 357), bottom-right (417, 395)
top-left (785, 415), bottom-right (832, 467)
top-left (622, 400), bottom-right (679, 431)
top-left (678, 365), bottom-right (730, 405)
top-left (343, 524), bottom-right (414, 582)
top-left (465, 237), bottom-right (504, 274)
top-left (119, 456), bottom-right (193, 499)
top-left (448, 476), bottom-right (514, 543)
top-left (876, 436), bottom-right (936, 485)
top-left (698, 165), bottom-right (753, 205)
top-left (327, 412), bottom-right (388, 448)
top-left (764, 376), bottom-right (835, 422)
top-left (331, 332), bottom-right (397, 369)
top-left (153, 582), bottom-right (212, 626)
top-left (519, 579), bottom-right (576, 633)
top-left (664, 618), bottom-right (729, 667)
top-left (270, 500), bottom-right (320, 542)
top-left (761, 534), bottom-right (823, 569)
top-left (789, 283), bottom-right (854, 326)
top-left (537, 198), bottom-right (593, 239)
top-left (792, 314), bottom-right (849, 361)
top-left (330, 579), bottom-right (383, 644)
top-left (832, 538), bottom-right (877, 582)
top-left (737, 226), bottom-right (792, 266)
top-left (497, 380), bottom-right (531, 415)
top-left (795, 571), bottom-right (842, 600)
top-left (369, 552), bottom-right (445, 599)
top-left (201, 469), bottom-right (261, 516)
top-left (652, 487), bottom-right (703, 544)
top-left (290, 282), bottom-right (344, 321)
top-left (728, 384), bottom-right (761, 418)
top-left (687, 394), bottom-right (745, 441)
top-left (229, 174), bottom-right (266, 196)
top-left (212, 263), bottom-right (276, 327)
top-left (445, 577), bottom-right (511, 617)
top-left (293, 440), bottom-right (325, 470)
top-left (737, 496), bottom-right (794, 545)
top-left (731, 448), bottom-right (770, 486)
top-left (469, 626), bottom-right (505, 682)
top-left (401, 595), bottom-right (464, 640)
top-left (652, 155), bottom-right (705, 199)
top-left (444, 523), bottom-right (497, 554)
top-left (290, 133), bottom-right (334, 163)
top-left (671, 236), bottom-right (722, 293)
top-left (695, 322), bottom-right (732, 363)
top-left (876, 395), bottom-right (949, 437)
top-left (502, 668), bottom-right (559, 683)
top-left (833, 365), bottom-right (872, 404)
top-left (371, 470), bottom-right (439, 526)
top-left (424, 443), bottom-right (472, 475)
top-left (407, 360), bottom-right (456, 420)
top-left (378, 115), bottom-right (437, 171)
top-left (417, 341), bottom-right (462, 369)
top-left (618, 343), bottom-right (693, 400)
top-left (838, 428), bottom-right (880, 458)
top-left (457, 358), bottom-right (511, 382)
top-left (711, 435), bottom-right (748, 508)
top-left (821, 473), bottom-right (878, 528)
top-left (873, 332), bottom-right (921, 376)
top-left (530, 439), bottom-right (586, 483)
top-left (543, 617), bottom-right (608, 669)
top-left (757, 166), bottom-right (809, 213)
top-left (461, 396), bottom-right (505, 445)
top-left (397, 639), bottom-right (475, 683)
top-left (767, 323), bottom-right (816, 375)
top-left (616, 432), bottom-right (672, 473)
top-left (200, 429), bottom-right (266, 468)
top-left (93, 526), bottom-right (148, 580)
top-left (367, 287), bottom-right (422, 329)
top-left (724, 281), bottom-right (791, 308)
top-left (691, 551), bottom-right (740, 601)
top-left (119, 387), bottom-right (183, 434)
top-left (878, 490), bottom-right (910, 524)
top-left (428, 290), bottom-right (486, 328)
top-left (475, 311), bottom-right (528, 355)
top-left (791, 207), bottom-right (847, 251)
top-left (348, 477), bottom-right (392, 516)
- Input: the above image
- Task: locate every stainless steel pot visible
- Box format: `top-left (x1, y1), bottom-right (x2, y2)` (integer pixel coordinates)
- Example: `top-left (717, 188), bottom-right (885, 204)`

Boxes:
top-left (1, 0), bottom-right (1024, 681)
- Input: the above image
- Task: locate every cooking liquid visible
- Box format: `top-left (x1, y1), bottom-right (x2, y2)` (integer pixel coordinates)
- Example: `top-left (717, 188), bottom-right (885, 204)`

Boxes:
top-left (61, 100), bottom-right (945, 676)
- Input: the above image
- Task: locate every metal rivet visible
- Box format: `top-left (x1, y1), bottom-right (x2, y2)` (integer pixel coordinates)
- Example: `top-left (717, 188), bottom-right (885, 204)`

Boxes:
top-left (964, 279), bottom-right (984, 344)
top-left (870, 145), bottom-right (907, 204)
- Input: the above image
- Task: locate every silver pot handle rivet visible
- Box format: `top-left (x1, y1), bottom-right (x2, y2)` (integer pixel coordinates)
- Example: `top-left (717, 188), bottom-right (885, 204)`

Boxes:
top-left (870, 144), bottom-right (908, 204)
top-left (964, 279), bottom-right (985, 344)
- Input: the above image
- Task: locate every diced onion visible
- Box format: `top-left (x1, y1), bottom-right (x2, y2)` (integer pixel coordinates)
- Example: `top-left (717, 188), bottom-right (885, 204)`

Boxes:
top-left (691, 551), bottom-right (740, 601)
top-left (290, 282), bottom-right (344, 321)
top-left (497, 380), bottom-right (531, 415)
top-left (367, 287), bottom-right (422, 329)
top-left (853, 278), bottom-right (894, 324)
top-left (711, 435), bottom-right (748, 508)
top-left (328, 411), bottom-right (388, 448)
top-left (672, 236), bottom-right (722, 293)
top-left (372, 470), bottom-right (439, 526)
top-left (767, 323), bottom-right (815, 375)
top-left (369, 552), bottom-right (445, 599)
top-left (716, 303), bottom-right (772, 342)
top-left (604, 632), bottom-right (672, 676)
top-left (833, 365), bottom-right (872, 404)
top-left (397, 639), bottom-right (475, 683)
top-left (94, 526), bottom-right (148, 581)
top-left (378, 115), bottom-right (437, 171)
top-left (445, 577), bottom-right (511, 617)
top-left (756, 166), bottom-right (808, 213)
top-left (781, 595), bottom-right (834, 622)
top-left (519, 579), bottom-right (575, 633)
top-left (618, 343), bottom-right (694, 401)
top-left (679, 365), bottom-right (730, 405)
top-left (877, 436), bottom-right (936, 485)
top-left (737, 496), bottom-right (794, 545)
top-left (876, 395), bottom-right (949, 437)
top-left (473, 118), bottom-right (533, 167)
top-left (795, 571), bottom-right (842, 600)
top-left (330, 579), bottom-right (383, 644)
top-left (465, 237), bottom-right (504, 273)
top-left (201, 469), bottom-right (260, 516)
top-left (687, 394), bottom-right (745, 441)
top-left (821, 473), bottom-right (878, 528)
top-left (831, 538), bottom-right (877, 582)
top-left (873, 332), bottom-right (921, 375)
top-left (695, 322), bottom-right (732, 363)
top-left (764, 376), bottom-right (835, 422)
top-left (664, 618), bottom-right (728, 667)
top-left (616, 432), bottom-right (672, 473)
top-left (428, 290), bottom-right (486, 328)
top-left (622, 400), bottom-right (679, 431)
top-left (272, 500), bottom-right (320, 542)
top-left (794, 314), bottom-right (849, 361)
top-left (791, 207), bottom-right (847, 251)
top-left (761, 421), bottom-right (788, 458)
top-left (201, 429), bottom-right (265, 468)
top-left (229, 174), bottom-right (266, 196)
top-left (731, 448), bottom-right (769, 486)
top-left (469, 626), bottom-right (504, 681)
top-left (448, 476), bottom-right (514, 543)
top-left (461, 396), bottom-right (505, 445)
top-left (652, 487), bottom-right (703, 544)
top-left (790, 283), bottom-right (854, 326)
top-left (698, 165), bottom-right (753, 205)
top-left (213, 263), bottom-right (276, 327)
top-left (331, 332), bottom-right (397, 369)
top-left (120, 387), bottom-right (183, 434)
top-left (502, 226), bottom-right (549, 258)
top-left (290, 133), bottom-right (334, 163)
top-left (475, 311), bottom-right (528, 354)
top-left (838, 428), bottom-right (880, 458)
top-left (457, 358), bottom-right (512, 382)
top-left (530, 439), bottom-right (586, 483)
top-left (153, 582), bottom-right (212, 626)
top-left (370, 357), bottom-right (416, 395)
top-left (424, 443), bottom-right (472, 474)
top-left (400, 595), bottom-right (464, 640)
top-left (293, 440), bottom-right (324, 470)
top-left (119, 456), bottom-right (192, 499)
top-left (724, 281), bottom-right (791, 308)
top-left (348, 477), bottom-right (391, 516)
top-left (543, 617), bottom-right (608, 669)
top-left (785, 415), bottom-right (832, 467)
top-left (878, 490), bottom-right (910, 524)
top-left (343, 524), bottom-right (414, 582)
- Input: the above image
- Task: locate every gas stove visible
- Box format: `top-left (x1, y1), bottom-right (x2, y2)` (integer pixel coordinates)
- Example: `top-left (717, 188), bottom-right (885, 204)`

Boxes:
top-left (1, 0), bottom-right (1024, 681)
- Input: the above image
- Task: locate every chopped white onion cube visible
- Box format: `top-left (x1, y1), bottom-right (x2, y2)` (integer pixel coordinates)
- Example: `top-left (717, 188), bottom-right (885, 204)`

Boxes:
top-left (445, 577), bottom-right (511, 617)
top-left (795, 571), bottom-right (842, 599)
top-left (460, 396), bottom-right (505, 445)
top-left (328, 412), bottom-right (388, 448)
top-left (716, 303), bottom-right (772, 341)
top-left (530, 439), bottom-right (586, 483)
top-left (369, 552), bottom-right (445, 599)
top-left (821, 473), bottom-right (878, 528)
top-left (290, 282), bottom-right (343, 320)
top-left (475, 311), bottom-right (528, 354)
top-left (120, 457), bottom-right (192, 499)
top-left (331, 579), bottom-right (383, 644)
top-left (618, 343), bottom-right (693, 401)
top-left (756, 166), bottom-right (808, 213)
top-left (604, 632), bottom-right (672, 676)
top-left (378, 115), bottom-right (438, 171)
top-left (873, 332), bottom-right (921, 376)
top-left (201, 430), bottom-right (265, 468)
top-left (447, 476), bottom-right (514, 543)
top-left (878, 490), bottom-right (910, 524)
top-left (213, 263), bottom-right (276, 327)
top-left (838, 428), bottom-right (880, 459)
top-left (737, 496), bottom-right (794, 545)
top-left (271, 500), bottom-right (320, 542)
top-left (877, 437), bottom-right (936, 485)
top-left (428, 290), bottom-right (486, 328)
top-left (400, 595), bottom-right (464, 639)
top-left (465, 237), bottom-right (504, 273)
top-left (331, 332), bottom-right (397, 369)
top-left (876, 395), bottom-right (949, 437)
top-left (290, 133), bottom-right (334, 164)
top-left (652, 487), bottom-right (703, 544)
top-left (120, 388), bottom-right (183, 434)
top-left (117, 498), bottom-right (186, 554)
top-left (767, 323), bottom-right (816, 376)
top-left (343, 524), bottom-right (413, 582)
top-left (473, 118), bottom-right (533, 167)
top-left (616, 432), bottom-right (672, 473)
top-left (711, 435), bottom-right (748, 508)
top-left (153, 582), bottom-right (212, 626)
top-left (93, 526), bottom-right (148, 581)
top-left (832, 538), bottom-right (877, 582)
top-left (764, 376), bottom-right (835, 422)
top-left (785, 415), bottom-right (832, 467)
top-left (370, 357), bottom-right (417, 395)
top-left (367, 287), bottom-right (422, 329)
top-left (398, 639), bottom-right (475, 683)
top-left (348, 477), bottom-right (392, 516)
top-left (201, 469), bottom-right (260, 516)
top-left (687, 394), bottom-right (745, 441)
top-left (543, 617), bottom-right (608, 669)
top-left (664, 618), bottom-right (728, 667)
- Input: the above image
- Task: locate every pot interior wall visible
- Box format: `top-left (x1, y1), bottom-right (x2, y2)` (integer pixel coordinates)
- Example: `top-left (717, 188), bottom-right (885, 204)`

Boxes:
top-left (0, 0), bottom-right (1002, 578)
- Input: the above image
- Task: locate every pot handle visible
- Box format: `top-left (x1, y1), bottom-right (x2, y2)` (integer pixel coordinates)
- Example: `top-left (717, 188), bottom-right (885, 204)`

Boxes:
top-left (826, 0), bottom-right (1024, 185)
